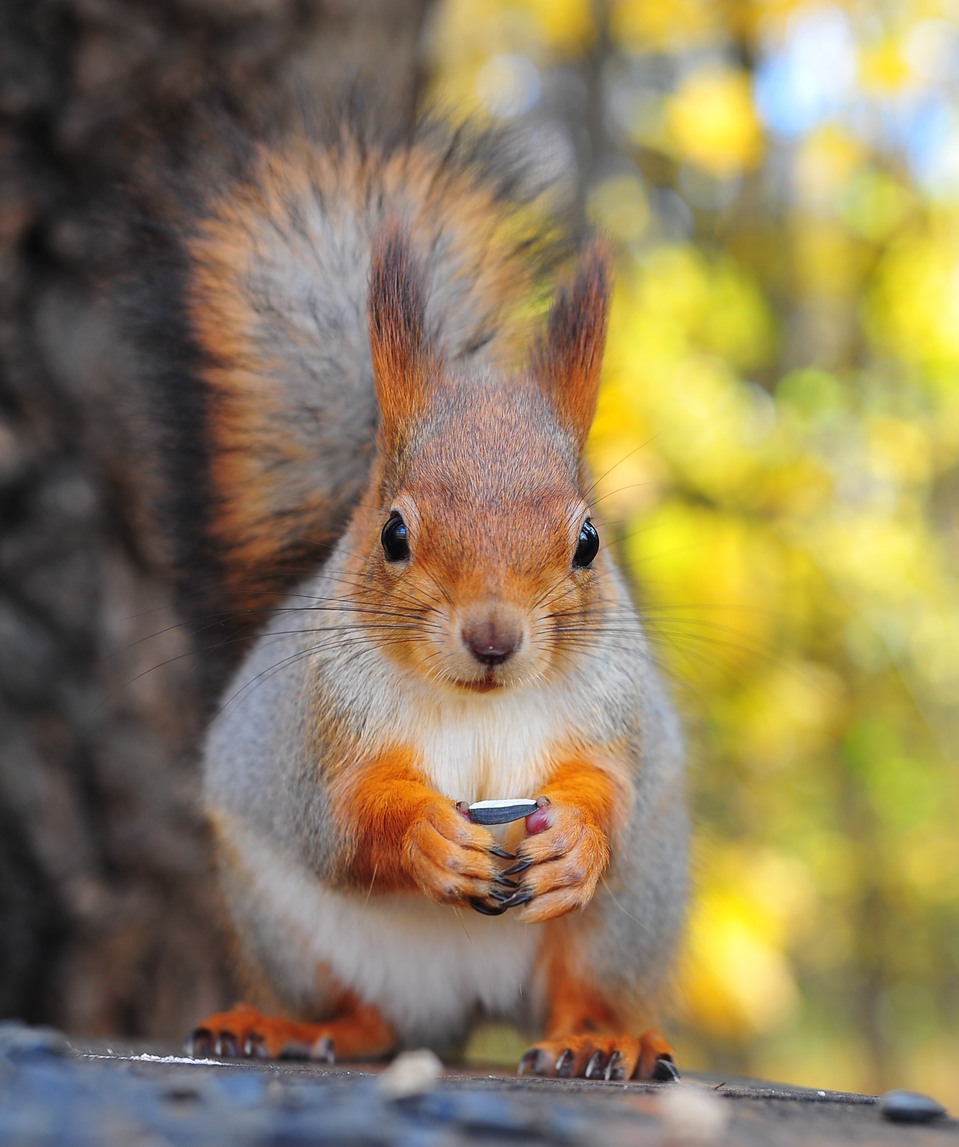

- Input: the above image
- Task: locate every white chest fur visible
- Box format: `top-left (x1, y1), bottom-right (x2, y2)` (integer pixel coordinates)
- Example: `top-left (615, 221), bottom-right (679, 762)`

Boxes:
top-left (388, 681), bottom-right (568, 804)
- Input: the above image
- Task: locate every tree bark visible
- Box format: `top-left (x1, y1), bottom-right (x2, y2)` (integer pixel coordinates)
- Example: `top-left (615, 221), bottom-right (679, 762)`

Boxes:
top-left (0, 0), bottom-right (432, 1039)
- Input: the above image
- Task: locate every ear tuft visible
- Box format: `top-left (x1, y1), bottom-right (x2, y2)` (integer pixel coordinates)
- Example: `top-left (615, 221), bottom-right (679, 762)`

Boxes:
top-left (369, 221), bottom-right (435, 443)
top-left (536, 239), bottom-right (611, 450)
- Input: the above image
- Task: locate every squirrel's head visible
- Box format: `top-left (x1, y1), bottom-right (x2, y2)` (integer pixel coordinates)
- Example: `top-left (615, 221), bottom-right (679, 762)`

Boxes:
top-left (361, 223), bottom-right (611, 694)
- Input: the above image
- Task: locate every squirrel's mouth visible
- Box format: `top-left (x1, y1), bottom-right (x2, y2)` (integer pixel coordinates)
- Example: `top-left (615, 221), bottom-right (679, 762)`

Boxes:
top-left (455, 674), bottom-right (505, 694)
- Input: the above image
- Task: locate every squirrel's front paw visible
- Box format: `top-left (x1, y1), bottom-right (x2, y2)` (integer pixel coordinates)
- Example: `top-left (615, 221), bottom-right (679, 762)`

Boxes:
top-left (404, 800), bottom-right (503, 907)
top-left (499, 799), bottom-right (610, 923)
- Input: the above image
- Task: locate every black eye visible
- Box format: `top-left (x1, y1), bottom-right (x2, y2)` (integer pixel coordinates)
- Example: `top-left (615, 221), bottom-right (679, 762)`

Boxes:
top-left (573, 519), bottom-right (599, 568)
top-left (381, 512), bottom-right (410, 562)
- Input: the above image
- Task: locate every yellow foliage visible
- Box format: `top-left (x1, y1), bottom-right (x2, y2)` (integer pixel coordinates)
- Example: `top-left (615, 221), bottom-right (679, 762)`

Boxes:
top-left (610, 0), bottom-right (722, 52)
top-left (867, 416), bottom-right (933, 487)
top-left (609, 245), bottom-right (776, 372)
top-left (626, 502), bottom-right (782, 687)
top-left (791, 219), bottom-right (866, 298)
top-left (866, 228), bottom-right (959, 369)
top-left (839, 169), bottom-right (912, 242)
top-left (587, 173), bottom-right (651, 244)
top-left (732, 661), bottom-right (847, 772)
top-left (519, 0), bottom-right (594, 51)
top-left (680, 845), bottom-right (812, 1037)
top-left (858, 37), bottom-right (914, 92)
top-left (430, 0), bottom-right (592, 78)
top-left (796, 126), bottom-right (864, 210)
top-left (667, 68), bottom-right (764, 176)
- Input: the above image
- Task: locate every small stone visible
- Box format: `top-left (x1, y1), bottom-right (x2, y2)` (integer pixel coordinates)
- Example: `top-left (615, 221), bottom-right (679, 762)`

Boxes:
top-left (658, 1086), bottom-right (729, 1144)
top-left (0, 1022), bottom-right (71, 1062)
top-left (377, 1049), bottom-right (443, 1100)
top-left (880, 1089), bottom-right (947, 1123)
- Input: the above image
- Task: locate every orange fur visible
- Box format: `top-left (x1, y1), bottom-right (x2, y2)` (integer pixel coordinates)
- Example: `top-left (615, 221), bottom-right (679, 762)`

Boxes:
top-left (329, 750), bottom-right (498, 901)
top-left (511, 755), bottom-right (627, 923)
top-left (535, 240), bottom-right (610, 449)
top-left (192, 990), bottom-right (397, 1060)
top-left (543, 925), bottom-right (621, 1037)
top-left (369, 221), bottom-right (438, 446)
top-left (517, 923), bottom-right (675, 1080)
top-left (538, 755), bottom-right (624, 834)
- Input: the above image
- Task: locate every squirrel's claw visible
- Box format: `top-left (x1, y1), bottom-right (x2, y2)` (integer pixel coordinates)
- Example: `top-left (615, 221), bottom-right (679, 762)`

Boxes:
top-left (499, 889), bottom-right (534, 910)
top-left (309, 1036), bottom-right (336, 1064)
top-left (651, 1055), bottom-right (681, 1082)
top-left (469, 897), bottom-right (508, 916)
top-left (584, 1049), bottom-right (608, 1079)
top-left (517, 1048), bottom-right (552, 1075)
top-left (604, 1050), bottom-right (625, 1080)
top-left (186, 1027), bottom-right (214, 1057)
top-left (242, 1032), bottom-right (268, 1059)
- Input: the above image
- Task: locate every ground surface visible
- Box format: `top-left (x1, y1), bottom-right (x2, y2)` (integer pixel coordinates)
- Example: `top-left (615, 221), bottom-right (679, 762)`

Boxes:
top-left (0, 1022), bottom-right (954, 1146)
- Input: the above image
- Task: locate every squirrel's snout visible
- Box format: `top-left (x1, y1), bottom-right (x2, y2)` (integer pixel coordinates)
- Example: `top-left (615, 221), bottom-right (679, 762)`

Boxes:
top-left (461, 614), bottom-right (524, 668)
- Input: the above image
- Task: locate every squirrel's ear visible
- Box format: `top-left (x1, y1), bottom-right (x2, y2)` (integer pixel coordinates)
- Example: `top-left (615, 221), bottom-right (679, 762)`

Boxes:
top-left (536, 239), bottom-right (610, 450)
top-left (369, 222), bottom-right (436, 443)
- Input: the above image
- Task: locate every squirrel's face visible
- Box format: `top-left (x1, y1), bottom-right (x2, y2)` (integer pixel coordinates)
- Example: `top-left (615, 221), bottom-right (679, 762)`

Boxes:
top-left (367, 492), bottom-right (605, 694)
top-left (357, 223), bottom-right (612, 693)
top-left (360, 386), bottom-right (606, 694)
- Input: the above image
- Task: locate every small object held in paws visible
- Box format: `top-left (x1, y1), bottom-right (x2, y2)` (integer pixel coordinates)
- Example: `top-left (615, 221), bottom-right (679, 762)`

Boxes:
top-left (880, 1089), bottom-right (947, 1124)
top-left (467, 798), bottom-right (537, 825)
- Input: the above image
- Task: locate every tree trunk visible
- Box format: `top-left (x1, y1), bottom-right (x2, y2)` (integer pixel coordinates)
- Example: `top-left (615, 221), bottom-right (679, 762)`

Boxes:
top-left (0, 0), bottom-right (432, 1040)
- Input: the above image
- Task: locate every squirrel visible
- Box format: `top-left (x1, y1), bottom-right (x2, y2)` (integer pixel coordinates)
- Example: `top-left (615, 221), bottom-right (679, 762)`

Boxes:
top-left (132, 103), bottom-right (688, 1081)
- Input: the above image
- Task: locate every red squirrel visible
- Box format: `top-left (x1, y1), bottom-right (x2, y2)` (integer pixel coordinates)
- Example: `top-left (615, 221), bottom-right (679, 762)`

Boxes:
top-left (136, 107), bottom-right (688, 1081)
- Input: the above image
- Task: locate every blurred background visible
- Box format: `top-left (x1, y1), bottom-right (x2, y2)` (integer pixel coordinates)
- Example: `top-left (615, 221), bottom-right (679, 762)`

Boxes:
top-left (1, 0), bottom-right (955, 1108)
top-left (425, 0), bottom-right (959, 1104)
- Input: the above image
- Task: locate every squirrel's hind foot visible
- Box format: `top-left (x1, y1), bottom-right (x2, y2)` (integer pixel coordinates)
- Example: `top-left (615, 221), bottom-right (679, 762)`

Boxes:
top-left (517, 1029), bottom-right (678, 1083)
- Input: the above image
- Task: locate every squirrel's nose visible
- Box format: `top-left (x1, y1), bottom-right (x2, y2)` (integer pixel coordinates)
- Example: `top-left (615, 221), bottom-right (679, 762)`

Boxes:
top-left (461, 616), bottom-right (523, 667)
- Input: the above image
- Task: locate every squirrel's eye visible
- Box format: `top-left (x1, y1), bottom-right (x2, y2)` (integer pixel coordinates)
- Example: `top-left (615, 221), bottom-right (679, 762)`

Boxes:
top-left (573, 519), bottom-right (599, 568)
top-left (381, 512), bottom-right (410, 562)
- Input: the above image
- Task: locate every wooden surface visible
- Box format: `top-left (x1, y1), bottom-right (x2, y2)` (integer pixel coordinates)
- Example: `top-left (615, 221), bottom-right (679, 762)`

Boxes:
top-left (2, 1023), bottom-right (952, 1147)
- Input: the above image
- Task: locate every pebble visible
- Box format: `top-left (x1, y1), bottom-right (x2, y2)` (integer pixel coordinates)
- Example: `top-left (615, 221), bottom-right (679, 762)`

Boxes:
top-left (658, 1086), bottom-right (729, 1144)
top-left (0, 1020), bottom-right (71, 1061)
top-left (879, 1089), bottom-right (947, 1124)
top-left (378, 1049), bottom-right (443, 1100)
